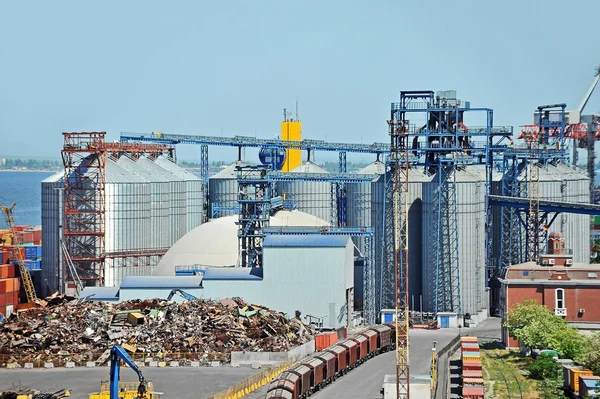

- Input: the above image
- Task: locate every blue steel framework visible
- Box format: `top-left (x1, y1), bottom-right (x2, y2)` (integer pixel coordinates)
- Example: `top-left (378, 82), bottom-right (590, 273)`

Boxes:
top-left (497, 104), bottom-right (568, 272)
top-left (385, 91), bottom-right (512, 321)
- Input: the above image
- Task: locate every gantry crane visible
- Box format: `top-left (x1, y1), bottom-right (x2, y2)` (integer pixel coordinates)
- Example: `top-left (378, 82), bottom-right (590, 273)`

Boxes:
top-left (0, 202), bottom-right (37, 304)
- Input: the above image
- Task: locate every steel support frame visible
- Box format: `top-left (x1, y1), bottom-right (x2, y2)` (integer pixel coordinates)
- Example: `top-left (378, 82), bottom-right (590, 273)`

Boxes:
top-left (499, 154), bottom-right (526, 270)
top-left (200, 145), bottom-right (209, 222)
top-left (236, 165), bottom-right (272, 268)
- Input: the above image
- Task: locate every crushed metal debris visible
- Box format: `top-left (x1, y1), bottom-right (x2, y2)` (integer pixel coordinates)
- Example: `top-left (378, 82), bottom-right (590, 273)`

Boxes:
top-left (0, 388), bottom-right (70, 399)
top-left (0, 293), bottom-right (311, 365)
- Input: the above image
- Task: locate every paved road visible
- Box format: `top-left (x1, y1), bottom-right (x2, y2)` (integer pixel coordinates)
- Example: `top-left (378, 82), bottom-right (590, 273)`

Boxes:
top-left (0, 366), bottom-right (257, 399)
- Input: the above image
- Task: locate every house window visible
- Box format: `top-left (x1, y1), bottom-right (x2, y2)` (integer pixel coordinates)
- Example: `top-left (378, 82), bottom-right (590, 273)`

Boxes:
top-left (522, 271), bottom-right (531, 277)
top-left (555, 288), bottom-right (565, 309)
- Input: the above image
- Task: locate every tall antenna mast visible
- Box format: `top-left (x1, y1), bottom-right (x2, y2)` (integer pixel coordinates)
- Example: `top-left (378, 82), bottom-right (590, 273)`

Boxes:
top-left (296, 98), bottom-right (299, 121)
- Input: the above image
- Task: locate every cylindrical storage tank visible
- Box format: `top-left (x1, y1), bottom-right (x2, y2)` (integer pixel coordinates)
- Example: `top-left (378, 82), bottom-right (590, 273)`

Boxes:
top-left (104, 160), bottom-right (151, 287)
top-left (136, 157), bottom-right (187, 245)
top-left (347, 160), bottom-right (384, 256)
top-left (155, 156), bottom-right (204, 233)
top-left (371, 168), bottom-right (431, 312)
top-left (259, 147), bottom-right (286, 170)
top-left (41, 172), bottom-right (64, 295)
top-left (548, 164), bottom-right (590, 263)
top-left (117, 157), bottom-right (169, 250)
top-left (277, 161), bottom-right (331, 222)
top-left (208, 161), bottom-right (247, 218)
top-left (422, 167), bottom-right (486, 315)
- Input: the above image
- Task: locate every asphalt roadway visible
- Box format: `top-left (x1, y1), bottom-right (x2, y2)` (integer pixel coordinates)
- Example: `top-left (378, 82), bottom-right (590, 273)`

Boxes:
top-left (0, 366), bottom-right (257, 399)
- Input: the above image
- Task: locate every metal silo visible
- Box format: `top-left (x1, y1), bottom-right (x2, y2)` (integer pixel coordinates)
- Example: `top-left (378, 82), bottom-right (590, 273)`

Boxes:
top-left (136, 157), bottom-right (187, 244)
top-left (347, 160), bottom-right (385, 255)
top-left (41, 172), bottom-right (64, 294)
top-left (155, 156), bottom-right (204, 232)
top-left (104, 160), bottom-right (151, 287)
top-left (117, 157), bottom-right (169, 250)
top-left (371, 167), bottom-right (431, 312)
top-left (208, 161), bottom-right (248, 218)
top-left (421, 167), bottom-right (486, 316)
top-left (277, 161), bottom-right (331, 222)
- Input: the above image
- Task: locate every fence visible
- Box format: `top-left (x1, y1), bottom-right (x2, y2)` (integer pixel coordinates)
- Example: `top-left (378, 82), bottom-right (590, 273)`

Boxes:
top-left (205, 360), bottom-right (296, 399)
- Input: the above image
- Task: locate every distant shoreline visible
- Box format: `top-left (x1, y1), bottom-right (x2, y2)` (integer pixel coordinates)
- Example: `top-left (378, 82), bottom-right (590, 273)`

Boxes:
top-left (0, 169), bottom-right (57, 173)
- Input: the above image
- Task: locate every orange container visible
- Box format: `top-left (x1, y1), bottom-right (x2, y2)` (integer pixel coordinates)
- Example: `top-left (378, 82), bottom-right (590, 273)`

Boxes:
top-left (570, 368), bottom-right (594, 392)
top-left (315, 332), bottom-right (339, 350)
top-left (0, 293), bottom-right (5, 307)
top-left (0, 279), bottom-right (5, 293)
top-left (0, 265), bottom-right (15, 279)
top-left (14, 278), bottom-right (19, 292)
top-left (461, 336), bottom-right (478, 343)
top-left (462, 386), bottom-right (484, 399)
top-left (5, 279), bottom-right (13, 292)
top-left (463, 360), bottom-right (483, 371)
top-left (463, 370), bottom-right (483, 378)
top-left (13, 291), bottom-right (18, 305)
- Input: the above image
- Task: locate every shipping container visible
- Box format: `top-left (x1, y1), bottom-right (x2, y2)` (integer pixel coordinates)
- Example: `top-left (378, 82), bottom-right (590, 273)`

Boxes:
top-left (0, 251), bottom-right (8, 264)
top-left (462, 386), bottom-right (484, 399)
top-left (462, 360), bottom-right (483, 371)
top-left (25, 246), bottom-right (42, 260)
top-left (462, 370), bottom-right (483, 379)
top-left (460, 336), bottom-right (478, 343)
top-left (462, 352), bottom-right (481, 362)
top-left (462, 377), bottom-right (484, 386)
top-left (570, 368), bottom-right (594, 392)
top-left (579, 376), bottom-right (600, 398)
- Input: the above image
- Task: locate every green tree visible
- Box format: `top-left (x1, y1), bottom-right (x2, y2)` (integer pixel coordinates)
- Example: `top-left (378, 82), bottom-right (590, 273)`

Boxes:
top-left (576, 333), bottom-right (600, 375)
top-left (529, 353), bottom-right (559, 379)
top-left (547, 326), bottom-right (584, 359)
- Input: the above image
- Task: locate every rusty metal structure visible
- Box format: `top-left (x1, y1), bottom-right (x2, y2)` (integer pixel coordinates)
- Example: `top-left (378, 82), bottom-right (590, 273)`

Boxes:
top-left (61, 132), bottom-right (175, 287)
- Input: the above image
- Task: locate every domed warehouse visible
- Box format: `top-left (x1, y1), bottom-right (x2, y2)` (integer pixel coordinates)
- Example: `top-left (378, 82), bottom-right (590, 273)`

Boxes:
top-left (153, 209), bottom-right (330, 275)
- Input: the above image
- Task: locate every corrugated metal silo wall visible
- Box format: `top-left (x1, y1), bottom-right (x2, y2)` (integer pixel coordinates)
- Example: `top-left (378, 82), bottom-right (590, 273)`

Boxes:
top-left (546, 165), bottom-right (590, 262)
top-left (185, 180), bottom-right (204, 232)
top-left (41, 177), bottom-right (63, 294)
top-left (371, 171), bottom-right (425, 313)
top-left (346, 180), bottom-right (372, 255)
top-left (148, 181), bottom-right (170, 248)
top-left (168, 181), bottom-right (187, 246)
top-left (105, 181), bottom-right (152, 287)
top-left (421, 169), bottom-right (486, 314)
top-left (208, 177), bottom-right (238, 217)
top-left (278, 181), bottom-right (331, 223)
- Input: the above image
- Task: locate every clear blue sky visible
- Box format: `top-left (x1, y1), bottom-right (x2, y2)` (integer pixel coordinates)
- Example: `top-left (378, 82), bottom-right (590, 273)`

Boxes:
top-left (1, 0), bottom-right (599, 163)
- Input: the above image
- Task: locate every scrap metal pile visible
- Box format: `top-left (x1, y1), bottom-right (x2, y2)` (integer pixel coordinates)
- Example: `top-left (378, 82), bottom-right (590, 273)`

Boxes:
top-left (0, 294), bottom-right (310, 365)
top-left (0, 389), bottom-right (70, 399)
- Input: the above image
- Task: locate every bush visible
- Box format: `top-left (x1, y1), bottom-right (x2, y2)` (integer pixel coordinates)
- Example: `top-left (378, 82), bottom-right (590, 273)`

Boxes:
top-left (528, 353), bottom-right (559, 380)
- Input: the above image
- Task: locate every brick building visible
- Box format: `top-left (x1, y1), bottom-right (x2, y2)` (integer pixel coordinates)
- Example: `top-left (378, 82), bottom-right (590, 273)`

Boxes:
top-left (499, 232), bottom-right (600, 348)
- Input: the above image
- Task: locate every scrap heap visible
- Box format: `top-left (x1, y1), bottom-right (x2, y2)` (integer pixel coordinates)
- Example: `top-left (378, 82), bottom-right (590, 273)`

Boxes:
top-left (0, 389), bottom-right (70, 399)
top-left (0, 295), bottom-right (310, 365)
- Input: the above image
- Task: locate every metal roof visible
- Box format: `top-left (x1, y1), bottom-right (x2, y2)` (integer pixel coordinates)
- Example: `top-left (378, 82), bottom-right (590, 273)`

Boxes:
top-left (120, 276), bottom-right (203, 288)
top-left (106, 159), bottom-right (147, 183)
top-left (263, 235), bottom-right (350, 248)
top-left (290, 161), bottom-right (329, 174)
top-left (41, 171), bottom-right (64, 183)
top-left (210, 161), bottom-right (250, 179)
top-left (356, 161), bottom-right (385, 175)
top-left (137, 156), bottom-right (184, 181)
top-left (202, 267), bottom-right (263, 280)
top-left (80, 287), bottom-right (120, 299)
top-left (155, 156), bottom-right (200, 181)
top-left (116, 156), bottom-right (168, 182)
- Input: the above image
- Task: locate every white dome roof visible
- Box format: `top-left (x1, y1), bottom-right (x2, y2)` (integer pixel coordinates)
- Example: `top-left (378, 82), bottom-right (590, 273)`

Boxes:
top-left (153, 209), bottom-right (329, 275)
top-left (290, 161), bottom-right (329, 174)
top-left (356, 161), bottom-right (385, 175)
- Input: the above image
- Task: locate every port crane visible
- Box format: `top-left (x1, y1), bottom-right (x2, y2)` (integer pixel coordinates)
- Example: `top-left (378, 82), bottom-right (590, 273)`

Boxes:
top-left (108, 346), bottom-right (151, 399)
top-left (0, 202), bottom-right (37, 304)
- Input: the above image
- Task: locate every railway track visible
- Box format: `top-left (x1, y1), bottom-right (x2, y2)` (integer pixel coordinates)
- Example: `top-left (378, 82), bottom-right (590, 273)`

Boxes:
top-left (483, 350), bottom-right (523, 399)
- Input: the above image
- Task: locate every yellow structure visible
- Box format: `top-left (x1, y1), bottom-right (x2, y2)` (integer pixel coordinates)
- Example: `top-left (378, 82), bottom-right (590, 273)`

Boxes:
top-left (281, 119), bottom-right (302, 172)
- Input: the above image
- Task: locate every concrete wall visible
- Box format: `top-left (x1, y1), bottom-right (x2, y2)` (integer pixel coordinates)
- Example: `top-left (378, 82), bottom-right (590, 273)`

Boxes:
top-left (230, 340), bottom-right (315, 367)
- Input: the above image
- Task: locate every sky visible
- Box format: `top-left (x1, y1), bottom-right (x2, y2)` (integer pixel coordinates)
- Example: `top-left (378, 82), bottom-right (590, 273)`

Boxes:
top-left (1, 0), bottom-right (600, 163)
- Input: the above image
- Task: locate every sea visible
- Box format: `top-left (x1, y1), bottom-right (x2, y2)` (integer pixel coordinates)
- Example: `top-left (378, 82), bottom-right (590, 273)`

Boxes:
top-left (0, 171), bottom-right (55, 228)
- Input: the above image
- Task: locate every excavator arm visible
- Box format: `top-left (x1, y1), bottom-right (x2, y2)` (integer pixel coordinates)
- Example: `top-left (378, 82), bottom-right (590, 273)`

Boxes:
top-left (109, 346), bottom-right (147, 399)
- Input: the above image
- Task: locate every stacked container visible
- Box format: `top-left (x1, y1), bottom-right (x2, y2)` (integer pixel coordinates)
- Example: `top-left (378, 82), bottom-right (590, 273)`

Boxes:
top-left (579, 375), bottom-right (600, 398)
top-left (460, 337), bottom-right (484, 399)
top-left (0, 264), bottom-right (20, 317)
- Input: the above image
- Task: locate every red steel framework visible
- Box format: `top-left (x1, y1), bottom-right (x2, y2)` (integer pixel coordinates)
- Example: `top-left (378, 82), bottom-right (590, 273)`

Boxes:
top-left (62, 132), bottom-right (175, 288)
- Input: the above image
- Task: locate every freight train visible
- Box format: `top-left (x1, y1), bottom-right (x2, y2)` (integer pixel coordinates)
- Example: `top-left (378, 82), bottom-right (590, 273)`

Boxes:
top-left (265, 324), bottom-right (398, 399)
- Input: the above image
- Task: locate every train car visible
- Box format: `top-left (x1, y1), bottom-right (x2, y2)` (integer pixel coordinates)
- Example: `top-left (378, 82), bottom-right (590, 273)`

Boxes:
top-left (326, 344), bottom-right (349, 373)
top-left (267, 371), bottom-right (301, 399)
top-left (338, 339), bottom-right (359, 369)
top-left (358, 329), bottom-right (378, 356)
top-left (301, 357), bottom-right (325, 389)
top-left (266, 389), bottom-right (294, 399)
top-left (462, 386), bottom-right (484, 399)
top-left (349, 334), bottom-right (368, 362)
top-left (462, 370), bottom-right (483, 379)
top-left (313, 351), bottom-right (337, 382)
top-left (369, 325), bottom-right (392, 351)
top-left (288, 364), bottom-right (312, 398)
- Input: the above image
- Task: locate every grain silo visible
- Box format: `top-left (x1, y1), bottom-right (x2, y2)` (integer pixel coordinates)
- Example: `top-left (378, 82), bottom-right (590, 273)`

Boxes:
top-left (117, 157), bottom-right (169, 249)
top-left (208, 161), bottom-right (248, 218)
top-left (155, 156), bottom-right (204, 232)
top-left (136, 157), bottom-right (187, 244)
top-left (41, 172), bottom-right (64, 294)
top-left (277, 160), bottom-right (331, 222)
top-left (346, 160), bottom-right (385, 255)
top-left (371, 168), bottom-right (431, 312)
top-left (104, 160), bottom-right (151, 287)
top-left (421, 167), bottom-right (487, 317)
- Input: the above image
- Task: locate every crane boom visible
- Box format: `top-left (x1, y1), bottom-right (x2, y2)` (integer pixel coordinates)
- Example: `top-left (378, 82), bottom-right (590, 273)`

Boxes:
top-left (109, 346), bottom-right (147, 399)
top-left (1, 202), bottom-right (37, 303)
top-left (576, 67), bottom-right (600, 115)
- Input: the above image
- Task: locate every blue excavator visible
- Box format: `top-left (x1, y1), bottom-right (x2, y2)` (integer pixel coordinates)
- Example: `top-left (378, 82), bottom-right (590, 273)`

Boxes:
top-left (166, 288), bottom-right (197, 302)
top-left (108, 345), bottom-right (151, 399)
